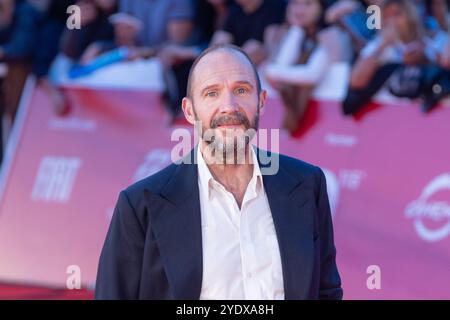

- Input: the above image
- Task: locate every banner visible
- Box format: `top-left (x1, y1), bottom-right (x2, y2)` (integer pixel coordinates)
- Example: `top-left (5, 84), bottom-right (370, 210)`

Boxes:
top-left (0, 81), bottom-right (449, 299)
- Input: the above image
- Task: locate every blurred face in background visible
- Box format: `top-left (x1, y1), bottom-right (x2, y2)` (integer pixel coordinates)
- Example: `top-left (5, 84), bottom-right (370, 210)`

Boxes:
top-left (288, 0), bottom-right (323, 29)
top-left (94, 0), bottom-right (116, 11)
top-left (0, 0), bottom-right (14, 27)
top-left (383, 3), bottom-right (408, 30)
top-left (207, 0), bottom-right (226, 5)
top-left (114, 22), bottom-right (139, 47)
top-left (383, 1), bottom-right (421, 41)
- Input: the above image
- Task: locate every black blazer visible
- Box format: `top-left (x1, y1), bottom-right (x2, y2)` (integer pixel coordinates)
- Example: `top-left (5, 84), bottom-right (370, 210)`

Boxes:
top-left (95, 148), bottom-right (343, 299)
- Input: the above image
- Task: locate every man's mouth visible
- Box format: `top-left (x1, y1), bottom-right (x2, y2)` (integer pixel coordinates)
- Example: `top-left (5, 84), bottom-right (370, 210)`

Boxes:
top-left (216, 123), bottom-right (244, 128)
top-left (211, 112), bottom-right (251, 130)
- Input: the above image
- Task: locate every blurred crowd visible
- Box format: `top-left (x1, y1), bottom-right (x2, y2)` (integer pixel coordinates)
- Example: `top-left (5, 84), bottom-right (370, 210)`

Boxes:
top-left (0, 0), bottom-right (449, 162)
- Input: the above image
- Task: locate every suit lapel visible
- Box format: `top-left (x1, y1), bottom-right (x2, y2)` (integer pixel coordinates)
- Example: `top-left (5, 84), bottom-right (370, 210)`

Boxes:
top-left (257, 149), bottom-right (315, 299)
top-left (147, 147), bottom-right (315, 300)
top-left (147, 149), bottom-right (203, 299)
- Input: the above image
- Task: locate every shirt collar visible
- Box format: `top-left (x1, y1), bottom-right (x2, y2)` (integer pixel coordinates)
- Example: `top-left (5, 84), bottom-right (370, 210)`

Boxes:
top-left (197, 144), bottom-right (263, 201)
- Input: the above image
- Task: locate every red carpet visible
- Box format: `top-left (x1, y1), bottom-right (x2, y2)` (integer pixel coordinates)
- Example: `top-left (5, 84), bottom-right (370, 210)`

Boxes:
top-left (0, 283), bottom-right (93, 300)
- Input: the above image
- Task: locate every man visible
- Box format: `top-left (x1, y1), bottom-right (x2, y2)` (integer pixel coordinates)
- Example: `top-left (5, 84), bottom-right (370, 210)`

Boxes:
top-left (95, 44), bottom-right (343, 300)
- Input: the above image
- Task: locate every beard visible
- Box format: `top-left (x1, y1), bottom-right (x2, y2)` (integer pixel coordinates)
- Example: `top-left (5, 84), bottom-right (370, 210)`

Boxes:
top-left (194, 106), bottom-right (260, 164)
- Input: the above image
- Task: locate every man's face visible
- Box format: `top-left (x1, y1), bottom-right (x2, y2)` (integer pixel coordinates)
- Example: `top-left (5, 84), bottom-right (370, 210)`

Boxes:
top-left (182, 50), bottom-right (266, 161)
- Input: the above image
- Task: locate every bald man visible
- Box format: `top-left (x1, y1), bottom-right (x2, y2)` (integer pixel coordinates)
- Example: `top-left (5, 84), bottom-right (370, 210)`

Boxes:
top-left (95, 44), bottom-right (343, 300)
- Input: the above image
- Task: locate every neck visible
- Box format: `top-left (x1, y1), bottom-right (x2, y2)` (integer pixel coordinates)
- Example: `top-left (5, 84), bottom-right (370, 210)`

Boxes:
top-left (304, 25), bottom-right (318, 39)
top-left (200, 142), bottom-right (255, 206)
top-left (200, 142), bottom-right (254, 173)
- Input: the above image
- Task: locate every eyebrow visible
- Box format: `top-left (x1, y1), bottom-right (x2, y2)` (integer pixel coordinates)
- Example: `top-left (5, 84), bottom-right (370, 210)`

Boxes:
top-left (234, 80), bottom-right (254, 89)
top-left (200, 84), bottom-right (221, 97)
top-left (199, 81), bottom-right (254, 96)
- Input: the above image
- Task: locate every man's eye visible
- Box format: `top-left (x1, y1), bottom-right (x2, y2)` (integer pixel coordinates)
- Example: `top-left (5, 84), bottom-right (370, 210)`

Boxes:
top-left (235, 88), bottom-right (247, 95)
top-left (206, 91), bottom-right (218, 97)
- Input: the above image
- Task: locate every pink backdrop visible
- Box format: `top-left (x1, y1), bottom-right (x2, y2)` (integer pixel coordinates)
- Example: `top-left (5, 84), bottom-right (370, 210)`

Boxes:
top-left (0, 83), bottom-right (449, 299)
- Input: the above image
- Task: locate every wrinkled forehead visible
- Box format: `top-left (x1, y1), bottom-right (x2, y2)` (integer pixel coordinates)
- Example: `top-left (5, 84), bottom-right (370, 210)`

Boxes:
top-left (191, 50), bottom-right (257, 95)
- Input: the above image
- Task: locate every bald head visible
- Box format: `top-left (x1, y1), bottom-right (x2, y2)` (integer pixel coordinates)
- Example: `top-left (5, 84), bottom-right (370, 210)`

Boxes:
top-left (186, 44), bottom-right (262, 100)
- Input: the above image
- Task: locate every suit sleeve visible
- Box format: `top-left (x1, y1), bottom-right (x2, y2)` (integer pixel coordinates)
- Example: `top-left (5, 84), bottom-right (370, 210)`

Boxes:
top-left (316, 168), bottom-right (343, 300)
top-left (95, 191), bottom-right (145, 299)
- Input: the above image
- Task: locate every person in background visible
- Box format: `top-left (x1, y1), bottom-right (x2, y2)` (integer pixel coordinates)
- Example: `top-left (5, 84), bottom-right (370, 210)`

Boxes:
top-left (343, 0), bottom-right (441, 114)
top-left (422, 0), bottom-right (450, 110)
top-left (325, 0), bottom-right (381, 58)
top-left (425, 0), bottom-right (450, 32)
top-left (210, 0), bottom-right (287, 65)
top-left (59, 0), bottom-right (117, 62)
top-left (157, 0), bottom-right (234, 122)
top-left (424, 0), bottom-right (450, 68)
top-left (46, 0), bottom-right (116, 115)
top-left (118, 0), bottom-right (193, 49)
top-left (118, 0), bottom-right (232, 122)
top-left (193, 0), bottom-right (232, 48)
top-left (0, 0), bottom-right (41, 164)
top-left (0, 0), bottom-right (40, 63)
top-left (0, 0), bottom-right (40, 105)
top-left (115, 0), bottom-right (196, 62)
top-left (32, 0), bottom-right (75, 79)
top-left (31, 0), bottom-right (75, 117)
top-left (77, 13), bottom-right (143, 65)
top-left (49, 0), bottom-right (117, 83)
top-left (117, 0), bottom-right (195, 121)
top-left (264, 0), bottom-right (351, 133)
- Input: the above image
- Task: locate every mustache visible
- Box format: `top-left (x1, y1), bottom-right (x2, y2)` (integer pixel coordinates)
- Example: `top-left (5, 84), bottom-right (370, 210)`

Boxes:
top-left (210, 112), bottom-right (251, 129)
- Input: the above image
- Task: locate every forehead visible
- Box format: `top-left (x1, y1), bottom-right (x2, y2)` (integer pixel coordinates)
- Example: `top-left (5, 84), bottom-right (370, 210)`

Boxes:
top-left (191, 50), bottom-right (257, 93)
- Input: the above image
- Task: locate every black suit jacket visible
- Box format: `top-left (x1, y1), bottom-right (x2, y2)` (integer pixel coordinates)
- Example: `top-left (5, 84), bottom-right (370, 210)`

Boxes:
top-left (95, 148), bottom-right (343, 299)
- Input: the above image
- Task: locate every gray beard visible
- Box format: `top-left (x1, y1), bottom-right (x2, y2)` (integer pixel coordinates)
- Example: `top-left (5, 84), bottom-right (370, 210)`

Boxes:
top-left (194, 108), bottom-right (260, 165)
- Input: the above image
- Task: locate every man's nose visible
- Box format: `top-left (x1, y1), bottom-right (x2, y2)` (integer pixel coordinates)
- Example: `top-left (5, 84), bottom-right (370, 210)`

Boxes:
top-left (218, 91), bottom-right (239, 113)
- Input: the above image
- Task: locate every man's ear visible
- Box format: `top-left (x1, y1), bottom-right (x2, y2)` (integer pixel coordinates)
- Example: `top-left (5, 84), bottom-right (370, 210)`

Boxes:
top-left (258, 89), bottom-right (267, 115)
top-left (182, 97), bottom-right (196, 125)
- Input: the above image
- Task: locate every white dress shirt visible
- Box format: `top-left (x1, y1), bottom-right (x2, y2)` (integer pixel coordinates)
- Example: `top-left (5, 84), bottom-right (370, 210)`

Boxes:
top-left (197, 145), bottom-right (285, 300)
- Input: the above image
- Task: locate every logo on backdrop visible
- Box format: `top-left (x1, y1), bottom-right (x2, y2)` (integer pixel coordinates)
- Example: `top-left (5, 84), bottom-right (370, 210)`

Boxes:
top-left (405, 173), bottom-right (450, 242)
top-left (31, 156), bottom-right (82, 203)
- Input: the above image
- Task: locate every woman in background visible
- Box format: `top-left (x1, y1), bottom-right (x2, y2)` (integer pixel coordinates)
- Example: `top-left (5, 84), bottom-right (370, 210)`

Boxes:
top-left (264, 0), bottom-right (351, 133)
top-left (343, 0), bottom-right (442, 114)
